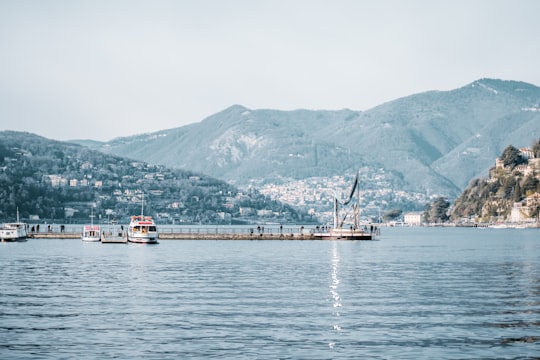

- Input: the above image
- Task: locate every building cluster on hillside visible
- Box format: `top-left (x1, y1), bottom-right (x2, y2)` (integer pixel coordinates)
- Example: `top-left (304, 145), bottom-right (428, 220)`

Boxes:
top-left (258, 173), bottom-right (428, 224)
top-left (398, 147), bottom-right (540, 226)
top-left (506, 148), bottom-right (540, 223)
top-left (7, 153), bottom-right (288, 223)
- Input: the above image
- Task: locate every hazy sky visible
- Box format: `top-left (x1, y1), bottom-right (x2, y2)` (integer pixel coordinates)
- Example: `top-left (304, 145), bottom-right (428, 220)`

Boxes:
top-left (1, 0), bottom-right (539, 141)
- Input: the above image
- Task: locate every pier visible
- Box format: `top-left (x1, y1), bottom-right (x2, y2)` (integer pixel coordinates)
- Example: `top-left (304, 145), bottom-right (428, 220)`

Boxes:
top-left (26, 225), bottom-right (377, 241)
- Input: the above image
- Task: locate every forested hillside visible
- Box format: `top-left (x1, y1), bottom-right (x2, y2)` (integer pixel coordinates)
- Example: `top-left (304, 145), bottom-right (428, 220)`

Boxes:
top-left (0, 131), bottom-right (307, 224)
top-left (451, 138), bottom-right (540, 222)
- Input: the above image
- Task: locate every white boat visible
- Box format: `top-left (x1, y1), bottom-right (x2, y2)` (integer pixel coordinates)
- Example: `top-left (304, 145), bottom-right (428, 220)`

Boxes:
top-left (127, 215), bottom-right (158, 244)
top-left (0, 209), bottom-right (28, 242)
top-left (127, 196), bottom-right (158, 244)
top-left (82, 208), bottom-right (100, 242)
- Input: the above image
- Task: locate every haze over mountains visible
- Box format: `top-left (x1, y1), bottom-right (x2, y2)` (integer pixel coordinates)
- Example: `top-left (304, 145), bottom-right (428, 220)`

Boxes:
top-left (76, 79), bottom-right (540, 209)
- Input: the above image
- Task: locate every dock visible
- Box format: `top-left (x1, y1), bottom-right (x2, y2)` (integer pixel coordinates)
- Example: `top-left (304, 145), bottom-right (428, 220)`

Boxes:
top-left (157, 233), bottom-right (350, 240)
top-left (27, 232), bottom-right (80, 239)
top-left (27, 228), bottom-right (376, 241)
top-left (100, 232), bottom-right (128, 243)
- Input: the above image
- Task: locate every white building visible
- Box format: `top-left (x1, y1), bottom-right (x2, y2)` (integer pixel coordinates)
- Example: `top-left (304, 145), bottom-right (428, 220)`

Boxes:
top-left (511, 194), bottom-right (540, 223)
top-left (519, 147), bottom-right (534, 160)
top-left (404, 212), bottom-right (423, 225)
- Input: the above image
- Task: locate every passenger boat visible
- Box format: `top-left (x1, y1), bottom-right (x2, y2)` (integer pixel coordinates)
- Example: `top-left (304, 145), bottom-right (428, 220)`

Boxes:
top-left (81, 208), bottom-right (100, 242)
top-left (127, 215), bottom-right (158, 244)
top-left (127, 196), bottom-right (158, 244)
top-left (0, 209), bottom-right (28, 242)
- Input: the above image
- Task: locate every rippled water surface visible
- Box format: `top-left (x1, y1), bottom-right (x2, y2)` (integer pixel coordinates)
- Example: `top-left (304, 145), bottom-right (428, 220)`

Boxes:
top-left (1, 227), bottom-right (539, 359)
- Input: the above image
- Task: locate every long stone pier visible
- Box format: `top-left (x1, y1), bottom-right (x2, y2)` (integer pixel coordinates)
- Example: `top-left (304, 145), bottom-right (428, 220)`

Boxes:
top-left (26, 225), bottom-right (376, 241)
top-left (28, 232), bottom-right (374, 240)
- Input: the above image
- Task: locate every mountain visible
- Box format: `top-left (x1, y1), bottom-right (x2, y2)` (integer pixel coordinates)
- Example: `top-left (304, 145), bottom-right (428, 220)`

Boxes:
top-left (0, 131), bottom-right (308, 224)
top-left (75, 79), bottom-right (540, 210)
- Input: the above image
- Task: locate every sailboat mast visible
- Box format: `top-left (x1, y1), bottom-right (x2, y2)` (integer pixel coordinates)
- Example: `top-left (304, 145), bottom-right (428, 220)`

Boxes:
top-left (356, 170), bottom-right (360, 228)
top-left (333, 196), bottom-right (338, 230)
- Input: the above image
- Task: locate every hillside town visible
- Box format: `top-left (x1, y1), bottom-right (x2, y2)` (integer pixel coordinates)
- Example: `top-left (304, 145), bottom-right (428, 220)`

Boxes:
top-left (257, 168), bottom-right (431, 225)
top-left (0, 134), bottom-right (308, 225)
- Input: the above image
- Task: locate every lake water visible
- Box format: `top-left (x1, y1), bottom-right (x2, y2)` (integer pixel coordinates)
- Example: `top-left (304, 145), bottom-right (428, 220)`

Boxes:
top-left (1, 227), bottom-right (539, 359)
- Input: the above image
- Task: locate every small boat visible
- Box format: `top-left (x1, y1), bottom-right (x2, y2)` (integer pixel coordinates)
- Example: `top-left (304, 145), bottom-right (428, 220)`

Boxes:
top-left (0, 208), bottom-right (28, 242)
top-left (82, 225), bottom-right (100, 242)
top-left (127, 195), bottom-right (158, 244)
top-left (82, 208), bottom-right (100, 242)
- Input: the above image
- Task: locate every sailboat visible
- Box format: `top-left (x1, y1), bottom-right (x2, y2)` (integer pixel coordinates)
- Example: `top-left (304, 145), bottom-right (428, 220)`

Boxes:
top-left (81, 207), bottom-right (100, 242)
top-left (313, 172), bottom-right (377, 240)
top-left (127, 194), bottom-right (158, 244)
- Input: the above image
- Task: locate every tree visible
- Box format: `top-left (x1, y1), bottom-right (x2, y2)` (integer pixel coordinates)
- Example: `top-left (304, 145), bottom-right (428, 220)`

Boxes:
top-left (522, 175), bottom-right (539, 196)
top-left (500, 145), bottom-right (527, 169)
top-left (424, 196), bottom-right (450, 223)
top-left (497, 176), bottom-right (516, 199)
top-left (533, 137), bottom-right (540, 158)
top-left (513, 181), bottom-right (522, 202)
top-left (382, 209), bottom-right (402, 222)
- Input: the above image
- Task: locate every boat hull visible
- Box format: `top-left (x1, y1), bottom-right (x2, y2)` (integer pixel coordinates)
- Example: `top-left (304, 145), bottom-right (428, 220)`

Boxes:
top-left (312, 229), bottom-right (375, 240)
top-left (0, 234), bottom-right (28, 242)
top-left (81, 236), bottom-right (101, 242)
top-left (127, 236), bottom-right (158, 244)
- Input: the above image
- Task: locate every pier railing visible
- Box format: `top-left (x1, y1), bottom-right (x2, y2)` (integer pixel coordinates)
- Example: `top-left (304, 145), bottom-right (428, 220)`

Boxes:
top-left (157, 226), bottom-right (314, 236)
top-left (27, 225), bottom-right (315, 234)
top-left (26, 224), bottom-right (335, 239)
top-left (25, 224), bottom-right (378, 240)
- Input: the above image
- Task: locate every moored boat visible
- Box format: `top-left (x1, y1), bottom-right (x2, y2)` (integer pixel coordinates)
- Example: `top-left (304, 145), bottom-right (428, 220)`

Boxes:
top-left (316, 227), bottom-right (376, 240)
top-left (0, 209), bottom-right (28, 242)
top-left (127, 215), bottom-right (158, 244)
top-left (81, 208), bottom-right (100, 242)
top-left (312, 172), bottom-right (377, 240)
top-left (82, 225), bottom-right (100, 242)
top-left (127, 195), bottom-right (158, 244)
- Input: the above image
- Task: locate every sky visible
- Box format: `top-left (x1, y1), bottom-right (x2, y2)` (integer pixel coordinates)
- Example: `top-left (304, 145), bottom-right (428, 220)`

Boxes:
top-left (1, 0), bottom-right (540, 141)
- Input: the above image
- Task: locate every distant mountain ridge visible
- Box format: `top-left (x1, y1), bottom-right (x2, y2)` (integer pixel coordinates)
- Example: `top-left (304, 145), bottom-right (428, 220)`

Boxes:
top-left (75, 78), bottom-right (540, 207)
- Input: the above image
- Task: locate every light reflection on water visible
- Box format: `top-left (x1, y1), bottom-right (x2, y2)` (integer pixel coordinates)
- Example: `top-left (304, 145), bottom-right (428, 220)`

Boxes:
top-left (0, 227), bottom-right (539, 359)
top-left (329, 241), bottom-right (342, 350)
